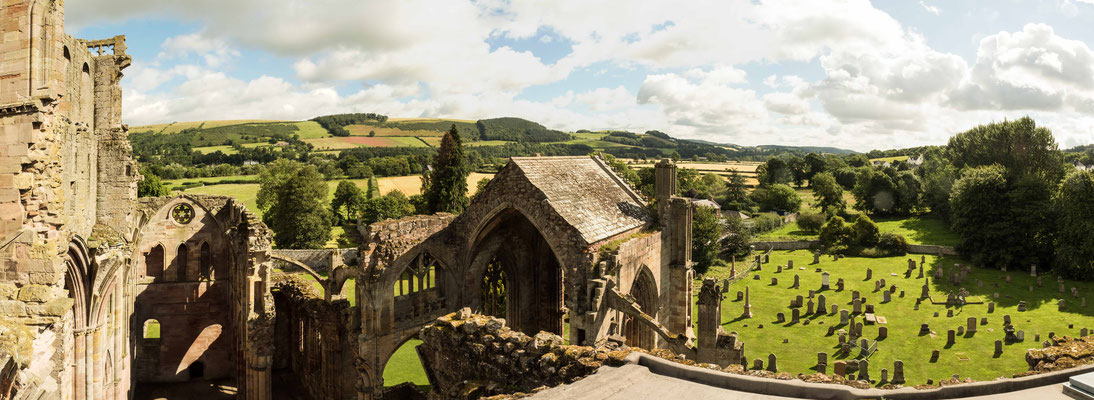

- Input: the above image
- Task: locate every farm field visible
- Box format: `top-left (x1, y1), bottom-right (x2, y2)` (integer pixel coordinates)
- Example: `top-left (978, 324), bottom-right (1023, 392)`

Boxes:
top-left (694, 251), bottom-right (1094, 386)
top-left (870, 155), bottom-right (911, 163)
top-left (132, 119), bottom-right (286, 134)
top-left (345, 124), bottom-right (446, 137)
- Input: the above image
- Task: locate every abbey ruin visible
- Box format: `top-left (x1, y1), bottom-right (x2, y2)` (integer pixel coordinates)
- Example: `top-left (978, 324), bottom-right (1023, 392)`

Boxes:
top-left (0, 2), bottom-right (731, 399)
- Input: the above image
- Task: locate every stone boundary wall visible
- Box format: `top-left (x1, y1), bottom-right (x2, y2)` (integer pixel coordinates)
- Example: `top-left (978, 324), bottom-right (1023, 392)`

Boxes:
top-left (627, 352), bottom-right (1094, 399)
top-left (752, 240), bottom-right (958, 256)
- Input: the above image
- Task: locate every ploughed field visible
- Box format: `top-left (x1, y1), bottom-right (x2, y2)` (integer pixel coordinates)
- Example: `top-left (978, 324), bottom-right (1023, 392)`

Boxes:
top-left (693, 250), bottom-right (1094, 386)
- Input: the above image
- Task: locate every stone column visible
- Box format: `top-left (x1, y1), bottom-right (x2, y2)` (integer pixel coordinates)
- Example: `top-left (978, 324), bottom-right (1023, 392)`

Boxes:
top-left (696, 279), bottom-right (722, 365)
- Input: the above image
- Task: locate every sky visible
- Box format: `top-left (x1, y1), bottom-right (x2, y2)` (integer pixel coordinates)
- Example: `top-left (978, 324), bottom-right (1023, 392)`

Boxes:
top-left (70, 0), bottom-right (1094, 151)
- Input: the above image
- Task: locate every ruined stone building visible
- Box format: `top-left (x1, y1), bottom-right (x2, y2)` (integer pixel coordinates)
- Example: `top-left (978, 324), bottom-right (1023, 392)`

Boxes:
top-left (0, 2), bottom-right (726, 399)
top-left (1, 2), bottom-right (276, 399)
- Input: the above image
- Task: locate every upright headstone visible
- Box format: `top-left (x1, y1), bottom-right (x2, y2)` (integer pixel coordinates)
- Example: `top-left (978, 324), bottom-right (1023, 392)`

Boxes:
top-left (821, 272), bottom-right (830, 289)
top-left (866, 268), bottom-right (873, 280)
top-left (988, 302), bottom-right (995, 313)
top-left (771, 277), bottom-right (778, 286)
top-left (994, 340), bottom-right (1003, 355)
top-left (741, 286), bottom-right (753, 318)
top-left (1004, 315), bottom-right (1011, 325)
top-left (858, 359), bottom-right (870, 381)
top-left (788, 260), bottom-right (794, 269)
top-left (792, 308), bottom-right (801, 323)
top-left (817, 294), bottom-right (827, 314)
top-left (967, 317), bottom-right (977, 333)
top-left (878, 326), bottom-right (888, 340)
top-left (818, 352), bottom-right (828, 367)
top-left (892, 360), bottom-right (905, 384)
top-left (947, 329), bottom-right (955, 345)
top-left (830, 304), bottom-right (838, 315)
top-left (834, 361), bottom-right (846, 377)
top-left (853, 298), bottom-right (862, 314)
top-left (793, 275), bottom-right (800, 289)
top-left (1030, 265), bottom-right (1037, 277)
top-left (881, 368), bottom-right (889, 383)
top-left (753, 359), bottom-right (764, 370)
top-left (813, 251), bottom-right (821, 264)
top-left (776, 312), bottom-right (785, 323)
top-left (841, 310), bottom-right (849, 325)
top-left (767, 354), bottom-right (778, 372)
top-left (806, 299), bottom-right (814, 315)
top-left (883, 291), bottom-right (892, 303)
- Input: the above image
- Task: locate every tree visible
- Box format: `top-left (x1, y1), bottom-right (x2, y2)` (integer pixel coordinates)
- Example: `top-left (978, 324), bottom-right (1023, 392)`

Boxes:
top-left (950, 165), bottom-right (1015, 268)
top-left (691, 206), bottom-right (724, 274)
top-left (818, 216), bottom-right (854, 253)
top-left (1053, 170), bottom-right (1094, 279)
top-left (346, 163), bottom-right (373, 179)
top-left (331, 180), bottom-right (366, 224)
top-left (804, 153), bottom-right (827, 184)
top-left (788, 155), bottom-right (807, 187)
top-left (749, 184), bottom-right (801, 213)
top-left (257, 159), bottom-right (332, 249)
top-left (893, 170), bottom-right (924, 214)
top-left (918, 147), bottom-right (957, 218)
top-left (721, 214), bottom-right (751, 259)
top-left (811, 172), bottom-right (845, 215)
top-left (425, 125), bottom-right (470, 213)
top-left (851, 215), bottom-right (880, 247)
top-left (796, 212), bottom-right (826, 234)
top-left (361, 191), bottom-right (415, 224)
top-left (721, 170), bottom-right (752, 211)
top-left (851, 167), bottom-right (897, 214)
top-left (138, 172), bottom-right (170, 197)
top-left (948, 117), bottom-right (1066, 183)
top-left (758, 157), bottom-right (792, 185)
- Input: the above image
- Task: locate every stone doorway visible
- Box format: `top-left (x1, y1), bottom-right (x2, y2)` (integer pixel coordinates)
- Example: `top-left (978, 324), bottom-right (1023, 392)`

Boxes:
top-left (623, 269), bottom-right (658, 349)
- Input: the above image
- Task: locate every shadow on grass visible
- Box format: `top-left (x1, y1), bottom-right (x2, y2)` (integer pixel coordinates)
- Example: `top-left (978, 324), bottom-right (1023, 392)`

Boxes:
top-left (925, 256), bottom-right (1094, 318)
top-left (873, 215), bottom-right (959, 247)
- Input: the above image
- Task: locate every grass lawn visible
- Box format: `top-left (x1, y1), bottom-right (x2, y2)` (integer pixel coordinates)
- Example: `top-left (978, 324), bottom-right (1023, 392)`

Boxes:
top-left (466, 140), bottom-right (516, 147)
top-left (695, 250), bottom-right (1094, 386)
top-left (870, 156), bottom-right (911, 163)
top-left (293, 121), bottom-right (330, 139)
top-left (756, 216), bottom-right (958, 247)
top-left (345, 124), bottom-right (446, 137)
top-left (163, 175), bottom-right (258, 187)
top-left (144, 320), bottom-right (161, 339)
top-left (383, 339), bottom-right (430, 390)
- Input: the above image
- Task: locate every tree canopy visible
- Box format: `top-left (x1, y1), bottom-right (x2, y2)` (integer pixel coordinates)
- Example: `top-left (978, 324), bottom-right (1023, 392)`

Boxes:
top-left (257, 159), bottom-right (332, 249)
top-left (425, 125), bottom-right (471, 213)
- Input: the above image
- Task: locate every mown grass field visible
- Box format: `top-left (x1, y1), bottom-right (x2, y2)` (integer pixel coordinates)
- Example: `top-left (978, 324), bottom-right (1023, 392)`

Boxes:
top-left (132, 119), bottom-right (287, 134)
top-left (870, 156), bottom-right (911, 163)
top-left (695, 251), bottom-right (1094, 386)
top-left (345, 124), bottom-right (446, 137)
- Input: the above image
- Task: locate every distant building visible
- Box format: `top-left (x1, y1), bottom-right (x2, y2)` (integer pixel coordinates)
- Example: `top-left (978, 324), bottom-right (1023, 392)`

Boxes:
top-left (692, 199), bottom-right (721, 216)
top-left (907, 155), bottom-right (925, 168)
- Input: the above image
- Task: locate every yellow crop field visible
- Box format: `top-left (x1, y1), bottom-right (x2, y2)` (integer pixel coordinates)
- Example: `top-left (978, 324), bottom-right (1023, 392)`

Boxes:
top-left (377, 173), bottom-right (493, 196)
top-left (132, 119), bottom-right (286, 134)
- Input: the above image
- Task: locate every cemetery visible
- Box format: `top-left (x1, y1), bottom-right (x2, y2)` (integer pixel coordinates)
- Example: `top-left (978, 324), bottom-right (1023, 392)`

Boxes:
top-left (697, 249), bottom-right (1094, 386)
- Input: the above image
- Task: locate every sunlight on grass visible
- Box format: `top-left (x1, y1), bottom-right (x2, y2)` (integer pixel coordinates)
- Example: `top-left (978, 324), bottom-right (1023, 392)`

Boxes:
top-left (383, 339), bottom-right (430, 391)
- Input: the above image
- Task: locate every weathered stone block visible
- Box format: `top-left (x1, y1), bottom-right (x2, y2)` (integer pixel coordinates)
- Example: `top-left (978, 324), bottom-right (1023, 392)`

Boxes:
top-left (0, 282), bottom-right (16, 299)
top-left (16, 284), bottom-right (53, 302)
top-left (0, 299), bottom-right (27, 316)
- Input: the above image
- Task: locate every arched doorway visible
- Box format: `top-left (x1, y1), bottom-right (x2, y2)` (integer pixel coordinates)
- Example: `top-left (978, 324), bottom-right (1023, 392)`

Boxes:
top-left (471, 209), bottom-right (563, 336)
top-left (623, 269), bottom-right (658, 349)
top-left (381, 338), bottom-right (429, 393)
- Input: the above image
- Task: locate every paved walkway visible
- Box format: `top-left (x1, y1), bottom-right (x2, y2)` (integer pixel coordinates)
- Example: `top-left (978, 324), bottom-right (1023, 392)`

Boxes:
top-left (532, 364), bottom-right (1073, 400)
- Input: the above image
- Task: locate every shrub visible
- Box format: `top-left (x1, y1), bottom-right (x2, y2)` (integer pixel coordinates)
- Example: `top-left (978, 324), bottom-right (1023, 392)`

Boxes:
top-left (796, 212), bottom-right (826, 234)
top-left (818, 216), bottom-right (854, 253)
top-left (851, 215), bottom-right (881, 247)
top-left (878, 232), bottom-right (908, 255)
top-left (748, 213), bottom-right (785, 235)
top-left (749, 184), bottom-right (802, 213)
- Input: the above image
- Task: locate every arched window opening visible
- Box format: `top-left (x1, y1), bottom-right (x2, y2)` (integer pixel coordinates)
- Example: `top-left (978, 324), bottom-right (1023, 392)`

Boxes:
top-left (382, 339), bottom-right (430, 392)
top-left (63, 46), bottom-right (70, 61)
top-left (143, 319), bottom-right (160, 340)
top-left (393, 252), bottom-right (448, 323)
top-left (176, 243), bottom-right (188, 281)
top-left (481, 256), bottom-right (507, 319)
top-left (200, 242), bottom-right (212, 281)
top-left (145, 245), bottom-right (164, 280)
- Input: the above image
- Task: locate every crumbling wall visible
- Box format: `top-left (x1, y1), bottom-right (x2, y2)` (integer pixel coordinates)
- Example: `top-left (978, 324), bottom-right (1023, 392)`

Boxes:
top-left (271, 275), bottom-right (358, 400)
top-left (1024, 334), bottom-right (1094, 374)
top-left (417, 308), bottom-right (630, 399)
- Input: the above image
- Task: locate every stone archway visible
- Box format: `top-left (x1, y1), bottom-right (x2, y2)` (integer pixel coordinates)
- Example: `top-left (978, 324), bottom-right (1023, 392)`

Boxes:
top-left (469, 208), bottom-right (564, 336)
top-left (623, 267), bottom-right (658, 349)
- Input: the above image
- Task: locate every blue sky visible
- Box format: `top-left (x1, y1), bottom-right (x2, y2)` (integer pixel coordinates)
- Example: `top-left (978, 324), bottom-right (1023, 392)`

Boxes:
top-left (69, 0), bottom-right (1094, 151)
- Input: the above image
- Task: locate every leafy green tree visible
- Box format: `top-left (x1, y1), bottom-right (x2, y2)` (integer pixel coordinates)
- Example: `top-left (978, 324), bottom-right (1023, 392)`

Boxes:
top-left (852, 167), bottom-right (898, 214)
top-left (788, 155), bottom-right (808, 187)
top-left (721, 215), bottom-right (752, 258)
top-left (948, 117), bottom-right (1066, 183)
top-left (721, 170), bottom-right (752, 211)
top-left (425, 125), bottom-right (470, 213)
top-left (361, 191), bottom-right (416, 224)
top-left (138, 172), bottom-right (170, 197)
top-left (691, 206), bottom-right (724, 274)
top-left (851, 215), bottom-right (880, 247)
top-left (804, 153), bottom-right (827, 184)
top-left (331, 180), bottom-right (367, 224)
top-left (833, 167), bottom-right (860, 189)
top-left (749, 184), bottom-right (801, 213)
top-left (796, 212), bottom-right (826, 234)
top-left (257, 159), bottom-right (332, 249)
top-left (847, 154), bottom-right (870, 168)
top-left (811, 172), bottom-right (845, 215)
top-left (1053, 170), bottom-right (1094, 279)
top-left (918, 147), bottom-right (957, 218)
top-left (346, 163), bottom-right (373, 179)
top-left (893, 170), bottom-right (924, 214)
top-left (757, 157), bottom-right (792, 185)
top-left (950, 165), bottom-right (1018, 268)
top-left (818, 215), bottom-right (854, 253)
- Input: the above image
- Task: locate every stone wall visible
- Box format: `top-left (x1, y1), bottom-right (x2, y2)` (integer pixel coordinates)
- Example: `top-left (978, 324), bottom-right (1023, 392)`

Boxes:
top-left (271, 276), bottom-right (358, 400)
top-left (753, 240), bottom-right (959, 256)
top-left (1024, 334), bottom-right (1094, 374)
top-left (416, 309), bottom-right (630, 399)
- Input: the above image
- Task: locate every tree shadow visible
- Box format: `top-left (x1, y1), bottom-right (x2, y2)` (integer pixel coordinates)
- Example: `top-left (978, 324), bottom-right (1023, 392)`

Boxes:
top-left (925, 256), bottom-right (1094, 318)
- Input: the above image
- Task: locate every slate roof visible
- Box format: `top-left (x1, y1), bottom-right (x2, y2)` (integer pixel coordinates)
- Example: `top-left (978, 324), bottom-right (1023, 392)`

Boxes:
top-left (510, 156), bottom-right (648, 244)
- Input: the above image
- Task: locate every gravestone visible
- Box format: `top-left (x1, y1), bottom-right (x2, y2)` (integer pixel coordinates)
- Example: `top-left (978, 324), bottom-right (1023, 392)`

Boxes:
top-left (947, 330), bottom-right (955, 345)
top-left (932, 349), bottom-right (940, 361)
top-left (776, 313), bottom-right (785, 323)
top-left (788, 260), bottom-right (794, 269)
top-left (1016, 331), bottom-right (1024, 341)
top-left (883, 291), bottom-right (891, 303)
top-left (1082, 328), bottom-right (1089, 337)
top-left (777, 265), bottom-right (782, 273)
top-left (837, 279), bottom-right (845, 291)
top-left (878, 326), bottom-right (888, 339)
top-left (853, 298), bottom-right (862, 314)
top-left (771, 277), bottom-right (778, 286)
top-left (852, 290), bottom-right (860, 300)
top-left (1060, 283), bottom-right (1066, 293)
top-left (1031, 265), bottom-right (1037, 277)
top-left (988, 302), bottom-right (995, 313)
top-left (900, 290), bottom-right (905, 298)
top-left (1017, 301), bottom-right (1027, 312)
top-left (795, 295), bottom-right (804, 307)
top-left (881, 368), bottom-right (888, 383)
top-left (831, 305), bottom-right (838, 315)
top-left (834, 361), bottom-right (846, 377)
top-left (892, 360), bottom-right (905, 384)
top-left (908, 259), bottom-right (916, 270)
top-left (813, 252), bottom-right (821, 264)
top-left (875, 280), bottom-right (882, 292)
top-left (1038, 276), bottom-right (1043, 287)
top-left (821, 272), bottom-right (830, 289)
top-left (753, 359), bottom-right (764, 370)
top-left (839, 330), bottom-right (847, 344)
top-left (858, 360), bottom-right (870, 381)
top-left (817, 295), bottom-right (827, 314)
top-left (968, 317), bottom-right (977, 333)
top-left (922, 283), bottom-right (930, 299)
top-left (980, 317), bottom-right (988, 325)
top-left (742, 286), bottom-right (753, 318)
top-left (792, 275), bottom-right (800, 289)
top-left (807, 299), bottom-right (815, 315)
top-left (919, 323), bottom-right (931, 335)
top-left (957, 326), bottom-right (964, 335)
top-left (809, 290), bottom-right (815, 298)
top-left (767, 354), bottom-right (778, 372)
top-left (1059, 299), bottom-right (1066, 311)
top-left (737, 291), bottom-right (744, 301)
top-left (994, 340), bottom-right (1003, 355)
top-left (841, 310), bottom-right (849, 325)
top-left (818, 352), bottom-right (828, 367)
top-left (792, 308), bottom-right (800, 323)
top-left (817, 363), bottom-right (826, 375)
top-left (866, 268), bottom-right (873, 280)
top-left (1004, 315), bottom-right (1011, 325)
top-left (827, 326), bottom-right (836, 336)
top-left (754, 274), bottom-right (761, 280)
top-left (947, 309), bottom-right (953, 318)
top-left (764, 253), bottom-right (769, 264)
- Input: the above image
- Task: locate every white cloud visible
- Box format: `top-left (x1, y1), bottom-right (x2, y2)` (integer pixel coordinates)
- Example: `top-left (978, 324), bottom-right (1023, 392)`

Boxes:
top-left (159, 32), bottom-right (240, 68)
top-left (637, 68), bottom-right (770, 140)
top-left (920, 1), bottom-right (941, 15)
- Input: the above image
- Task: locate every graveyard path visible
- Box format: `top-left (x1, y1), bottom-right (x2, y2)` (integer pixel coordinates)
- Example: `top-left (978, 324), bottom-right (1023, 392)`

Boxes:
top-left (531, 363), bottom-right (1072, 400)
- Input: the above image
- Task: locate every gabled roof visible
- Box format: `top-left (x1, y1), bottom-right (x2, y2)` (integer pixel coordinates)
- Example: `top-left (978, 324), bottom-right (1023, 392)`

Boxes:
top-left (509, 156), bottom-right (648, 243)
